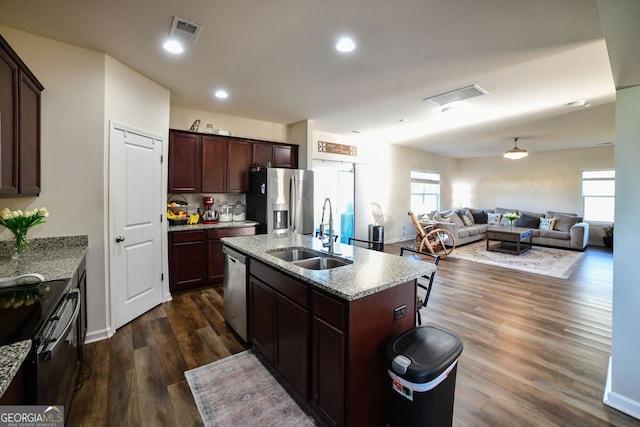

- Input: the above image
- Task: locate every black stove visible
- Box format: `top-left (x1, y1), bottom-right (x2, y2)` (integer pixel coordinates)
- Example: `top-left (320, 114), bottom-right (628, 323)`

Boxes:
top-left (0, 279), bottom-right (70, 346)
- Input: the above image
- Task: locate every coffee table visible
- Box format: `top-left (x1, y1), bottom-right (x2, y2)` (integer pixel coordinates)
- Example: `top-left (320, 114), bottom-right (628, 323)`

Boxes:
top-left (486, 226), bottom-right (533, 255)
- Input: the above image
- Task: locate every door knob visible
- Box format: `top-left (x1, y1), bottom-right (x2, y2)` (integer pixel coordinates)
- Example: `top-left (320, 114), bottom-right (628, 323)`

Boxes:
top-left (115, 236), bottom-right (125, 242)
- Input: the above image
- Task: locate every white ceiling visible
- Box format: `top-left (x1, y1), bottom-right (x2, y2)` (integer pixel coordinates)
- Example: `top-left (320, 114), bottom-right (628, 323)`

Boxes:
top-left (0, 0), bottom-right (619, 158)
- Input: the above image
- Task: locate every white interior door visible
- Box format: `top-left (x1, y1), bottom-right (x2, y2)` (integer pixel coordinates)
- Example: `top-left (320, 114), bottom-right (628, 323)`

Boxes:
top-left (109, 122), bottom-right (163, 329)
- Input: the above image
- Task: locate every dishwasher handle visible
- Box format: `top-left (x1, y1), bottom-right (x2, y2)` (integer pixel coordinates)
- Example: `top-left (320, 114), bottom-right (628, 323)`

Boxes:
top-left (222, 245), bottom-right (247, 264)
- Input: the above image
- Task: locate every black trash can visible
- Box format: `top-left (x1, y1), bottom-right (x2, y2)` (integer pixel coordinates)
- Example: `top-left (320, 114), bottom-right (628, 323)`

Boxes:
top-left (368, 224), bottom-right (384, 251)
top-left (385, 325), bottom-right (463, 427)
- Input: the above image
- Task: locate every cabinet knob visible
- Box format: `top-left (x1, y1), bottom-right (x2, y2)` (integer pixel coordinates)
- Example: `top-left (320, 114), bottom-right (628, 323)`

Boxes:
top-left (115, 236), bottom-right (125, 242)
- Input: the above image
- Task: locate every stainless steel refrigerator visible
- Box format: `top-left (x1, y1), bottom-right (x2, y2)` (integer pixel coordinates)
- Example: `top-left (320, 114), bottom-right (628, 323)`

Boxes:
top-left (247, 168), bottom-right (314, 235)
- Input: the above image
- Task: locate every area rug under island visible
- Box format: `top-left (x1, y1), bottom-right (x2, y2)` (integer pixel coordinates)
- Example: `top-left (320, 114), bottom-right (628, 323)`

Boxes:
top-left (186, 350), bottom-right (320, 426)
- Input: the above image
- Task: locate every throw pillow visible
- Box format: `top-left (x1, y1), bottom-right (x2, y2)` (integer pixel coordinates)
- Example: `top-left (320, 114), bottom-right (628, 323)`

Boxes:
top-left (553, 214), bottom-right (581, 232)
top-left (487, 212), bottom-right (502, 225)
top-left (539, 217), bottom-right (556, 230)
top-left (462, 209), bottom-right (475, 225)
top-left (445, 211), bottom-right (465, 227)
top-left (471, 210), bottom-right (488, 224)
top-left (432, 212), bottom-right (452, 223)
top-left (516, 213), bottom-right (541, 228)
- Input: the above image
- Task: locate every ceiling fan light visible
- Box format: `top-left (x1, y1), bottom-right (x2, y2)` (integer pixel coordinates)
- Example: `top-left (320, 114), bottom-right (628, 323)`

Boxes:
top-left (504, 137), bottom-right (528, 159)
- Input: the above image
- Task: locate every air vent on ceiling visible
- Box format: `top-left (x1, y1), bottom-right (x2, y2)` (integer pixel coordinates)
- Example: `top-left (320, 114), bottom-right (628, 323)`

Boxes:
top-left (423, 84), bottom-right (487, 107)
top-left (169, 16), bottom-right (202, 43)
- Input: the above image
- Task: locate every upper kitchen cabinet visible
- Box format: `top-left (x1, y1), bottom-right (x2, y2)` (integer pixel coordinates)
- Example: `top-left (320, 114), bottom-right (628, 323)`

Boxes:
top-left (201, 135), bottom-right (250, 193)
top-left (168, 130), bottom-right (201, 193)
top-left (252, 142), bottom-right (298, 169)
top-left (169, 128), bottom-right (299, 194)
top-left (0, 35), bottom-right (44, 197)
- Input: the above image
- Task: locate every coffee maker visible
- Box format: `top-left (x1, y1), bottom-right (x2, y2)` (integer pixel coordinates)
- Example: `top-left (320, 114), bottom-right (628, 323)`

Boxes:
top-left (202, 196), bottom-right (218, 223)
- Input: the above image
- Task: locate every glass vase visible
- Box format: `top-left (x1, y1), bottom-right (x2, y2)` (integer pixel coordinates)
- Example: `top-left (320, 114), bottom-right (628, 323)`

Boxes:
top-left (11, 229), bottom-right (29, 259)
top-left (508, 219), bottom-right (515, 230)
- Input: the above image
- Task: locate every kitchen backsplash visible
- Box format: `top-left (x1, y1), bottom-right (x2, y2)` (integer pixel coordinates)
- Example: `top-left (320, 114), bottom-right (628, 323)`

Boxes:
top-left (169, 193), bottom-right (246, 214)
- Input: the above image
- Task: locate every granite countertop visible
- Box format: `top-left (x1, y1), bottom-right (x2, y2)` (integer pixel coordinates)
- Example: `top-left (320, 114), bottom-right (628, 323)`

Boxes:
top-left (0, 235), bottom-right (88, 398)
top-left (0, 235), bottom-right (88, 281)
top-left (221, 232), bottom-right (435, 301)
top-left (168, 220), bottom-right (259, 232)
top-left (0, 340), bottom-right (31, 397)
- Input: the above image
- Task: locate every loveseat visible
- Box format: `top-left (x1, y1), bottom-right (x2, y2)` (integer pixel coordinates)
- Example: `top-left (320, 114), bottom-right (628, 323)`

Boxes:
top-left (423, 207), bottom-right (589, 251)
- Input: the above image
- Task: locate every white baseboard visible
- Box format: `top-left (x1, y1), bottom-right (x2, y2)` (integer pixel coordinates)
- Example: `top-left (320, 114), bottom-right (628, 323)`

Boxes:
top-left (85, 327), bottom-right (114, 344)
top-left (604, 357), bottom-right (640, 420)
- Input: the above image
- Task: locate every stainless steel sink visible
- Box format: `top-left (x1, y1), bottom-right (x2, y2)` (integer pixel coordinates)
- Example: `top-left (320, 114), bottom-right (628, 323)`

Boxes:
top-left (292, 256), bottom-right (353, 270)
top-left (267, 248), bottom-right (322, 261)
top-left (267, 247), bottom-right (352, 270)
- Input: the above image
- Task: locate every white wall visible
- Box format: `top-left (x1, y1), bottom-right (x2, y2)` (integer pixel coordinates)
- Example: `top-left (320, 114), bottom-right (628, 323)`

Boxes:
top-left (1, 26), bottom-right (171, 342)
top-left (457, 146), bottom-right (614, 214)
top-left (170, 106), bottom-right (288, 142)
top-left (457, 146), bottom-right (614, 245)
top-left (1, 26), bottom-right (108, 339)
top-left (604, 85), bottom-right (640, 418)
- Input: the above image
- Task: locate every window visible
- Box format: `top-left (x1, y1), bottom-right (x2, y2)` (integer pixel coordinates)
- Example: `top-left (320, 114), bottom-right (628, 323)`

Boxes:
top-left (411, 170), bottom-right (440, 214)
top-left (582, 170), bottom-right (615, 222)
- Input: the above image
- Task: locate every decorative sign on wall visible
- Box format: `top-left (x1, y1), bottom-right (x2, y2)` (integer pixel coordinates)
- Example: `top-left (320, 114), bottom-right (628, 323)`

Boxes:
top-left (318, 141), bottom-right (358, 156)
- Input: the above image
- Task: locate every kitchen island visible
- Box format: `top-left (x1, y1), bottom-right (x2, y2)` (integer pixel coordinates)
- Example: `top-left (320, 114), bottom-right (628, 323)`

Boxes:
top-left (222, 232), bottom-right (435, 427)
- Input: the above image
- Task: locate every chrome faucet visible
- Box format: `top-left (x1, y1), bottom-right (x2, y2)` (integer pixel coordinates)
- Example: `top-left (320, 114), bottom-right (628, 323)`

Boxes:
top-left (319, 198), bottom-right (334, 253)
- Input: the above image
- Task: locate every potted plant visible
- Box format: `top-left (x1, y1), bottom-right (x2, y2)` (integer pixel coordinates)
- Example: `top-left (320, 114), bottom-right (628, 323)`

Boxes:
top-left (603, 224), bottom-right (614, 249)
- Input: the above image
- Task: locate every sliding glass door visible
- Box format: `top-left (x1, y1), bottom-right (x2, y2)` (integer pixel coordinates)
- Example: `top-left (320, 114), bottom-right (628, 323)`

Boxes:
top-left (312, 160), bottom-right (355, 244)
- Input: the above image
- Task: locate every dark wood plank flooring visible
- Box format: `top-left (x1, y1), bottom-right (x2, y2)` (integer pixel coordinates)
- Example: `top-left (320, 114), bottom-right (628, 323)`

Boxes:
top-left (73, 242), bottom-right (640, 426)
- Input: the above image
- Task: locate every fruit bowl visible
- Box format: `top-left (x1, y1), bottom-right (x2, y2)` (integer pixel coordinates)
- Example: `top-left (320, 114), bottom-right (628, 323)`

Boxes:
top-left (168, 218), bottom-right (188, 225)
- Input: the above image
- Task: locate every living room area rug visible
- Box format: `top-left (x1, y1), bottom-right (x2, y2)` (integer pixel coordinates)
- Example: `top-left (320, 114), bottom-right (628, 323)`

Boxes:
top-left (185, 350), bottom-right (317, 426)
top-left (447, 241), bottom-right (585, 279)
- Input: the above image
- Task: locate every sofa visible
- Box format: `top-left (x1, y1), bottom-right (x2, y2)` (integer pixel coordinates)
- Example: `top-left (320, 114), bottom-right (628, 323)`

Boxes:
top-left (423, 207), bottom-right (589, 251)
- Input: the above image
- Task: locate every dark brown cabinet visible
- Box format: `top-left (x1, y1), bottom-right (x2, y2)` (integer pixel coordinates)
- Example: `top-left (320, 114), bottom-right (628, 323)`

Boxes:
top-left (201, 135), bottom-right (226, 193)
top-left (313, 316), bottom-right (345, 425)
top-left (169, 230), bottom-right (207, 292)
top-left (168, 131), bottom-right (201, 193)
top-left (249, 261), bottom-right (310, 398)
top-left (275, 292), bottom-right (310, 398)
top-left (249, 276), bottom-right (276, 363)
top-left (226, 139), bottom-right (250, 193)
top-left (252, 142), bottom-right (298, 169)
top-left (249, 258), bottom-right (416, 427)
top-left (169, 226), bottom-right (256, 292)
top-left (0, 35), bottom-right (44, 197)
top-left (168, 129), bottom-right (298, 194)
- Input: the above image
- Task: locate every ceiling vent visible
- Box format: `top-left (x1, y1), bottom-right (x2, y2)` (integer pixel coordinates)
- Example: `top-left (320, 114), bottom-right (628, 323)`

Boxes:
top-left (169, 16), bottom-right (203, 43)
top-left (423, 84), bottom-right (487, 107)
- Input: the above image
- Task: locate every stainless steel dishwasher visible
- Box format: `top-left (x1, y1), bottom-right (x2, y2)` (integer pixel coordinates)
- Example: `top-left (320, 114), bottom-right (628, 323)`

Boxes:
top-left (223, 245), bottom-right (248, 341)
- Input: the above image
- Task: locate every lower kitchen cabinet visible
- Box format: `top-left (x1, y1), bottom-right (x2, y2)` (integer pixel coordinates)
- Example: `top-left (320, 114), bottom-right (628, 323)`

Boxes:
top-left (169, 226), bottom-right (256, 292)
top-left (248, 259), bottom-right (415, 427)
top-left (169, 230), bottom-right (207, 292)
top-left (249, 262), bottom-right (310, 398)
top-left (312, 316), bottom-right (345, 425)
top-left (275, 292), bottom-right (309, 399)
top-left (249, 277), bottom-right (276, 363)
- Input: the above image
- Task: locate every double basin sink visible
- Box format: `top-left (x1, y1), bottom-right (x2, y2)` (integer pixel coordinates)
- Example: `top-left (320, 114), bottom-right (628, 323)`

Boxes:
top-left (267, 247), bottom-right (353, 270)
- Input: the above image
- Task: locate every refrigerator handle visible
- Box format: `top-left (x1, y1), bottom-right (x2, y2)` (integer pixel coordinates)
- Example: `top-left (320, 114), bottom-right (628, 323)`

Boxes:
top-left (290, 174), bottom-right (297, 232)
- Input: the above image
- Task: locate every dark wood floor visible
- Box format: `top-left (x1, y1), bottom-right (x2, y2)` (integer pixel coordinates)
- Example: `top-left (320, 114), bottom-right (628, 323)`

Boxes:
top-left (74, 242), bottom-right (640, 427)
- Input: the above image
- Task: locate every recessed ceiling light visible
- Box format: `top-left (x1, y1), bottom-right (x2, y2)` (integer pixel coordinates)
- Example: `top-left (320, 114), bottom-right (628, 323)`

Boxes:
top-left (163, 39), bottom-right (184, 54)
top-left (336, 37), bottom-right (356, 53)
top-left (351, 129), bottom-right (363, 134)
top-left (399, 118), bottom-right (408, 122)
top-left (214, 89), bottom-right (229, 99)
